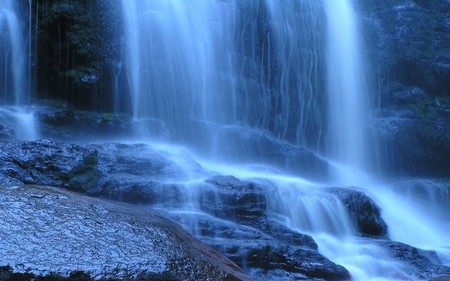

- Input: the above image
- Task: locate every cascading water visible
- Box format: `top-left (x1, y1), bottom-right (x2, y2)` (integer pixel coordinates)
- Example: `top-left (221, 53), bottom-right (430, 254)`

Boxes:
top-left (121, 0), bottom-right (237, 143)
top-left (121, 1), bottom-right (328, 179)
top-left (0, 0), bottom-right (26, 105)
top-left (325, 0), bottom-right (370, 185)
top-left (0, 0), bottom-right (38, 140)
top-left (120, 0), bottom-right (450, 280)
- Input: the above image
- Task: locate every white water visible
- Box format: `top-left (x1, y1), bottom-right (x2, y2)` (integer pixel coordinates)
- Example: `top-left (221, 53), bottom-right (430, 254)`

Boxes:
top-left (0, 1), bottom-right (38, 140)
top-left (121, 0), bottom-right (236, 144)
top-left (120, 0), bottom-right (450, 280)
top-left (0, 0), bottom-right (27, 105)
top-left (325, 0), bottom-right (369, 185)
top-left (0, 106), bottom-right (39, 141)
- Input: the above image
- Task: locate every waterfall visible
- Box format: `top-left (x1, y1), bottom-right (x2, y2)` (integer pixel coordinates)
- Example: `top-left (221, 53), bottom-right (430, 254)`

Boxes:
top-left (121, 0), bottom-right (329, 178)
top-left (119, 1), bottom-right (449, 280)
top-left (0, 0), bottom-right (27, 105)
top-left (121, 0), bottom-right (237, 144)
top-left (325, 0), bottom-right (370, 184)
top-left (0, 0), bottom-right (38, 140)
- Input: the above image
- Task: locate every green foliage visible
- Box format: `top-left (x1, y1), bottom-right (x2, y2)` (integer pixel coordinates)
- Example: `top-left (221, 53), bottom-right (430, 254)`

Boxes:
top-left (434, 96), bottom-right (443, 107)
top-left (102, 113), bottom-right (113, 121)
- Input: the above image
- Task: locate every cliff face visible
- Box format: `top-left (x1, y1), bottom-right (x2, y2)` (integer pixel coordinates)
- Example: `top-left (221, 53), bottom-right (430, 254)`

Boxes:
top-left (28, 0), bottom-right (450, 177)
top-left (358, 0), bottom-right (450, 176)
top-left (359, 0), bottom-right (450, 100)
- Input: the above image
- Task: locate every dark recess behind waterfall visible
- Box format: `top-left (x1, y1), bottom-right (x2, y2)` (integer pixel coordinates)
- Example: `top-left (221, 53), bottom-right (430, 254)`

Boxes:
top-left (29, 0), bottom-right (127, 112)
top-left (30, 0), bottom-right (278, 115)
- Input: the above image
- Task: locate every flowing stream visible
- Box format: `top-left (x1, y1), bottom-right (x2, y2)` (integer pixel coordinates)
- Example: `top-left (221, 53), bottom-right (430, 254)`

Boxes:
top-left (120, 0), bottom-right (450, 280)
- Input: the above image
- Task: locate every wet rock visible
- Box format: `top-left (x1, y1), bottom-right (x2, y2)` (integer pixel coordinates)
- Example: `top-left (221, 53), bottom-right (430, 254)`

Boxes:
top-left (95, 143), bottom-right (204, 205)
top-left (212, 126), bottom-right (329, 181)
top-left (383, 241), bottom-right (450, 280)
top-left (0, 125), bottom-right (14, 140)
top-left (329, 188), bottom-right (388, 237)
top-left (171, 213), bottom-right (347, 281)
top-left (201, 176), bottom-right (267, 223)
top-left (167, 175), bottom-right (353, 280)
top-left (0, 140), bottom-right (348, 280)
top-left (244, 244), bottom-right (350, 281)
top-left (0, 140), bottom-right (100, 192)
top-left (0, 185), bottom-right (251, 281)
top-left (359, 0), bottom-right (450, 178)
top-left (430, 276), bottom-right (450, 281)
top-left (360, 0), bottom-right (450, 98)
top-left (391, 87), bottom-right (428, 106)
top-left (36, 107), bottom-right (133, 141)
top-left (372, 116), bottom-right (450, 177)
top-left (0, 140), bottom-right (201, 205)
top-left (201, 175), bottom-right (318, 248)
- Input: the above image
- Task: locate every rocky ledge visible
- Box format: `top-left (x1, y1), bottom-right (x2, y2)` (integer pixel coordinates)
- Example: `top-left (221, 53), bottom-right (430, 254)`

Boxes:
top-left (0, 185), bottom-right (251, 281)
top-left (1, 140), bottom-right (449, 280)
top-left (0, 140), bottom-right (351, 280)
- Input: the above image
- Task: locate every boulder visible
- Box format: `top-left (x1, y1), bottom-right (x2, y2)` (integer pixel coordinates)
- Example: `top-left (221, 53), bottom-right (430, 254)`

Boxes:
top-left (328, 188), bottom-right (388, 237)
top-left (0, 140), bottom-right (100, 191)
top-left (0, 185), bottom-right (251, 281)
top-left (382, 241), bottom-right (450, 280)
top-left (201, 176), bottom-right (267, 224)
top-left (0, 140), bottom-right (202, 204)
top-left (169, 212), bottom-right (348, 281)
top-left (0, 140), bottom-right (350, 280)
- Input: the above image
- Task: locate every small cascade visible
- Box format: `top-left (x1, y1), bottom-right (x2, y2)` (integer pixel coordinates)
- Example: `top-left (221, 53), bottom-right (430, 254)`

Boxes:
top-left (266, 182), bottom-right (354, 236)
top-left (0, 0), bottom-right (38, 140)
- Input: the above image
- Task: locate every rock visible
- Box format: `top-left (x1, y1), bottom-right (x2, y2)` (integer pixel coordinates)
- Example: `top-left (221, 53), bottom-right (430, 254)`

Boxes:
top-left (35, 0), bottom-right (124, 111)
top-left (360, 0), bottom-right (450, 98)
top-left (328, 188), bottom-right (388, 237)
top-left (383, 241), bottom-right (450, 280)
top-left (0, 140), bottom-right (350, 280)
top-left (371, 116), bottom-right (450, 177)
top-left (0, 125), bottom-right (14, 140)
top-left (165, 175), bottom-right (353, 280)
top-left (170, 212), bottom-right (348, 281)
top-left (211, 126), bottom-right (329, 181)
top-left (201, 176), bottom-right (267, 224)
top-left (201, 175), bottom-right (318, 248)
top-left (244, 244), bottom-right (350, 281)
top-left (0, 185), bottom-right (252, 281)
top-left (430, 276), bottom-right (450, 281)
top-left (95, 143), bottom-right (205, 205)
top-left (0, 140), bottom-right (203, 204)
top-left (36, 107), bottom-right (134, 141)
top-left (391, 87), bottom-right (428, 106)
top-left (0, 140), bottom-right (100, 191)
